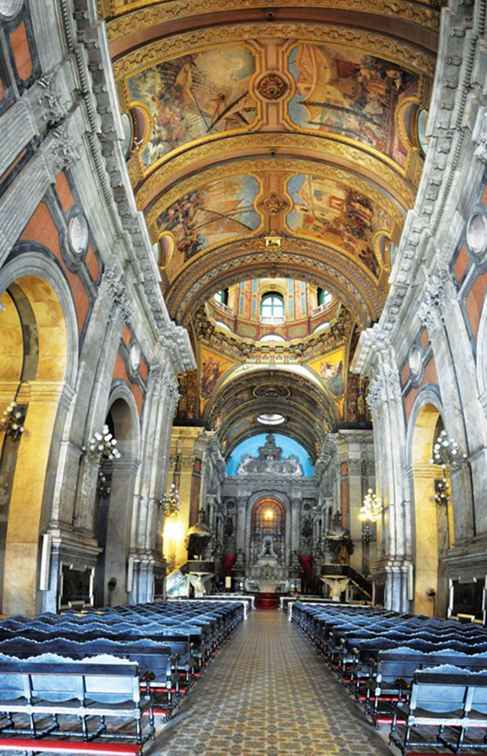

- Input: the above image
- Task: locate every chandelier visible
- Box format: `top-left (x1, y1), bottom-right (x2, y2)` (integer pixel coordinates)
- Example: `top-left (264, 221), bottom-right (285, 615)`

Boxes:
top-left (431, 429), bottom-right (467, 469)
top-left (358, 489), bottom-right (382, 523)
top-left (430, 429), bottom-right (466, 506)
top-left (160, 482), bottom-right (180, 517)
top-left (0, 402), bottom-right (26, 442)
top-left (83, 425), bottom-right (121, 461)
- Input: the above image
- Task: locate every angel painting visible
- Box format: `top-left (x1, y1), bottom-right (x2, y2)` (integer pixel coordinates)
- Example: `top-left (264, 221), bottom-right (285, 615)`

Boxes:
top-left (320, 360), bottom-right (344, 396)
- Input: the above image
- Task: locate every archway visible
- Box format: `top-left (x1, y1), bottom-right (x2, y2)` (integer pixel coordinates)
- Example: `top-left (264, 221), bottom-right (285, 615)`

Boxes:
top-left (410, 399), bottom-right (452, 617)
top-left (94, 388), bottom-right (140, 607)
top-left (250, 497), bottom-right (285, 567)
top-left (0, 273), bottom-right (70, 615)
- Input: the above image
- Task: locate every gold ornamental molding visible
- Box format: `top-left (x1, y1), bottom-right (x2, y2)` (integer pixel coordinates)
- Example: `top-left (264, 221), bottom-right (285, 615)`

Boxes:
top-left (135, 133), bottom-right (417, 213)
top-left (146, 157), bottom-right (404, 238)
top-left (113, 22), bottom-right (435, 82)
top-left (165, 237), bottom-right (386, 325)
top-left (106, 0), bottom-right (439, 40)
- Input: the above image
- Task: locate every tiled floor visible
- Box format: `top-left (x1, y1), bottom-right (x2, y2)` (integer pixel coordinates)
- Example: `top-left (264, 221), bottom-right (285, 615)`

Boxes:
top-left (149, 609), bottom-right (392, 755)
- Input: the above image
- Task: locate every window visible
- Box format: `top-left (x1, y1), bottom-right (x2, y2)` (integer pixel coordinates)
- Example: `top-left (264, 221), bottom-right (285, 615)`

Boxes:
top-left (214, 289), bottom-right (229, 306)
top-left (260, 292), bottom-right (284, 324)
top-left (317, 288), bottom-right (332, 307)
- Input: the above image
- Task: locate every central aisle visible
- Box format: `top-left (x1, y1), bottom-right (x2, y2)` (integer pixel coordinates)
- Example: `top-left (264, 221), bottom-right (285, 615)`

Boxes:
top-left (150, 609), bottom-right (392, 755)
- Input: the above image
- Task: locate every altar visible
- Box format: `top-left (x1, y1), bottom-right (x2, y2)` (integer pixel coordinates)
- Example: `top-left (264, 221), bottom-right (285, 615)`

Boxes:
top-left (245, 534), bottom-right (289, 593)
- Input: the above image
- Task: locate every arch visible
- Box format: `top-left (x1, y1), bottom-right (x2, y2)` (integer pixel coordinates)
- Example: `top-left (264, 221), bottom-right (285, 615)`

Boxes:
top-left (0, 253), bottom-right (78, 615)
top-left (94, 383), bottom-right (140, 607)
top-left (165, 237), bottom-right (384, 327)
top-left (245, 490), bottom-right (291, 576)
top-left (407, 388), bottom-right (451, 617)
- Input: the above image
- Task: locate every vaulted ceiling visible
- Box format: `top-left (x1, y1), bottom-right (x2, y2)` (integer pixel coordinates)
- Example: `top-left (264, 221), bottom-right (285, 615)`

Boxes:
top-left (102, 0), bottom-right (439, 455)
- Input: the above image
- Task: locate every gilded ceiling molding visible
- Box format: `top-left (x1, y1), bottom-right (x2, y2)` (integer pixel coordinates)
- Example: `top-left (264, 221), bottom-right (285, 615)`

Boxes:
top-left (146, 158), bottom-right (403, 236)
top-left (113, 23), bottom-right (435, 82)
top-left (107, 0), bottom-right (439, 39)
top-left (165, 237), bottom-right (385, 325)
top-left (195, 304), bottom-right (352, 363)
top-left (135, 134), bottom-right (416, 212)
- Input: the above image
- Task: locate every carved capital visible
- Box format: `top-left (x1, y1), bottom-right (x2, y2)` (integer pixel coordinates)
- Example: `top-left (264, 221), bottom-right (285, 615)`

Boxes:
top-left (45, 124), bottom-right (81, 174)
top-left (418, 266), bottom-right (449, 332)
top-left (36, 72), bottom-right (70, 127)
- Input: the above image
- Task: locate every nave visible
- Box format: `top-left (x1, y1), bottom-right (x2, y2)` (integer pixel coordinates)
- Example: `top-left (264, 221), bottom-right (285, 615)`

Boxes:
top-left (151, 610), bottom-right (391, 756)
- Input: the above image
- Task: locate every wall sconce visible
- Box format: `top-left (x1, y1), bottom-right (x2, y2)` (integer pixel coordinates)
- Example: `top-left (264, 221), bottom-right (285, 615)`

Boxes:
top-left (0, 402), bottom-right (26, 442)
top-left (430, 429), bottom-right (467, 507)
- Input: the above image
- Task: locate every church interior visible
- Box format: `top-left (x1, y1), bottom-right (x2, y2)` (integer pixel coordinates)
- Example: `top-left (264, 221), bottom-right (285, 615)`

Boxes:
top-left (2, 0), bottom-right (487, 754)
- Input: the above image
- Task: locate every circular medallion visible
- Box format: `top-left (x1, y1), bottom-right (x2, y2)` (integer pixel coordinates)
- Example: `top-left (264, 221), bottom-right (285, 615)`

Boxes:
top-left (68, 213), bottom-right (89, 257)
top-left (0, 0), bottom-right (24, 19)
top-left (409, 345), bottom-right (422, 379)
top-left (256, 72), bottom-right (288, 101)
top-left (129, 342), bottom-right (141, 372)
top-left (254, 385), bottom-right (290, 399)
top-left (466, 212), bottom-right (487, 257)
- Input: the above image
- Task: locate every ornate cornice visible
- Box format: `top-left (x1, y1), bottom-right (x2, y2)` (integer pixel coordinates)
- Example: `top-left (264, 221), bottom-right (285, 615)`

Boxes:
top-left (106, 1), bottom-right (439, 40)
top-left (113, 22), bottom-right (435, 81)
top-left (195, 303), bottom-right (352, 362)
top-left (145, 157), bottom-right (404, 239)
top-left (135, 133), bottom-right (415, 213)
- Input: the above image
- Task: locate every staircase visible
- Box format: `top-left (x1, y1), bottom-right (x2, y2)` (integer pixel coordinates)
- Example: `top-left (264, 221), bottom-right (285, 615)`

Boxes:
top-left (320, 564), bottom-right (372, 601)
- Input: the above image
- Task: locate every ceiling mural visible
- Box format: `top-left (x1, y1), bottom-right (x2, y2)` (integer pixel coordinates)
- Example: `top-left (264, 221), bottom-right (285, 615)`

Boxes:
top-left (103, 1), bottom-right (437, 450)
top-left (287, 43), bottom-right (419, 166)
top-left (200, 346), bottom-right (238, 406)
top-left (307, 347), bottom-right (346, 398)
top-left (286, 175), bottom-right (382, 277)
top-left (157, 175), bottom-right (261, 261)
top-left (127, 45), bottom-right (257, 168)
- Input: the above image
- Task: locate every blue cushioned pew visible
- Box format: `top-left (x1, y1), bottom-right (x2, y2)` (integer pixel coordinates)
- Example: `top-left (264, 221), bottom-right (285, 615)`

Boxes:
top-left (292, 602), bottom-right (487, 753)
top-left (0, 599), bottom-right (243, 754)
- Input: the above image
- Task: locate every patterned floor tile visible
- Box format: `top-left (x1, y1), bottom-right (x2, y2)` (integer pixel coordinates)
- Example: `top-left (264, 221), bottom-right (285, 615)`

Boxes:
top-left (148, 611), bottom-right (392, 756)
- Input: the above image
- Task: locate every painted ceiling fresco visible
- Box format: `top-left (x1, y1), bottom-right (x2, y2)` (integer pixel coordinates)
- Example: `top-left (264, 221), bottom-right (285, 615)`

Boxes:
top-left (157, 175), bottom-right (261, 260)
top-left (106, 1), bottom-right (436, 458)
top-left (287, 175), bottom-right (381, 277)
top-left (288, 43), bottom-right (419, 166)
top-left (127, 45), bottom-right (257, 168)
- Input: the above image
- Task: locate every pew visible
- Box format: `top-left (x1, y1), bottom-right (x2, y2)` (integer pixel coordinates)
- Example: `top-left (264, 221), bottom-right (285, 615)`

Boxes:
top-left (0, 653), bottom-right (153, 754)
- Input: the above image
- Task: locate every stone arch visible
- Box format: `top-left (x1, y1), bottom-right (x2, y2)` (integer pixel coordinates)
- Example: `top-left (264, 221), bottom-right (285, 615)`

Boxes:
top-left (94, 382), bottom-right (141, 607)
top-left (407, 387), bottom-right (450, 617)
top-left (0, 252), bottom-right (78, 615)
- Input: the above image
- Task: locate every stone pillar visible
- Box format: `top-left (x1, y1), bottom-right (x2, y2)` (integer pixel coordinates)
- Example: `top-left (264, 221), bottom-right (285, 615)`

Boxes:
top-left (418, 270), bottom-right (483, 539)
top-left (365, 336), bottom-right (412, 612)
